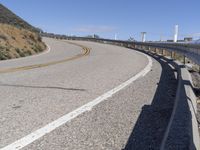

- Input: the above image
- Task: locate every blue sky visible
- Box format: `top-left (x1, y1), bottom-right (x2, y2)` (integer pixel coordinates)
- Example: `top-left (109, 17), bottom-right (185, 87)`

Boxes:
top-left (1, 0), bottom-right (200, 41)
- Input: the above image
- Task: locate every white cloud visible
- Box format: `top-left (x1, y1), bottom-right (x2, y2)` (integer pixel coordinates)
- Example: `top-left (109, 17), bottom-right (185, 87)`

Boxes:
top-left (73, 25), bottom-right (117, 33)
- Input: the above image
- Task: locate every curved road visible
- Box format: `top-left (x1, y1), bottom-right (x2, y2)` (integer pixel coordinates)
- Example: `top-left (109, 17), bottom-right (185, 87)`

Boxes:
top-left (0, 38), bottom-right (165, 149)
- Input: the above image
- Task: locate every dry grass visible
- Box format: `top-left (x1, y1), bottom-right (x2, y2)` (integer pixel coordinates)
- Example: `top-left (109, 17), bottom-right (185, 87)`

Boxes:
top-left (0, 23), bottom-right (46, 60)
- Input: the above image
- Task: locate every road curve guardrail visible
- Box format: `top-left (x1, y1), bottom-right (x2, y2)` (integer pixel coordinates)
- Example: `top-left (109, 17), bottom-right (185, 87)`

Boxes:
top-left (42, 35), bottom-right (200, 65)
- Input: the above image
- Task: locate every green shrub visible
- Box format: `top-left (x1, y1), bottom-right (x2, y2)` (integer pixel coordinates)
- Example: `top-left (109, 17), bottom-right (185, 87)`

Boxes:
top-left (0, 51), bottom-right (8, 60)
top-left (15, 48), bottom-right (25, 57)
top-left (29, 34), bottom-right (35, 41)
top-left (15, 48), bottom-right (20, 54)
top-left (24, 50), bottom-right (32, 56)
top-left (11, 36), bottom-right (15, 40)
top-left (0, 34), bottom-right (7, 40)
top-left (37, 36), bottom-right (42, 42)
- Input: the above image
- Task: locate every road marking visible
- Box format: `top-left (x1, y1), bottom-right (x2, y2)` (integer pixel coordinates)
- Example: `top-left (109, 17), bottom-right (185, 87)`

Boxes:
top-left (0, 41), bottom-right (90, 74)
top-left (1, 50), bottom-right (152, 150)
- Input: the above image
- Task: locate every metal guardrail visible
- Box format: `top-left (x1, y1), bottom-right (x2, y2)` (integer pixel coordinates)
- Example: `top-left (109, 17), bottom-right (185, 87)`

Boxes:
top-left (42, 35), bottom-right (200, 65)
top-left (138, 42), bottom-right (200, 65)
top-left (65, 37), bottom-right (200, 65)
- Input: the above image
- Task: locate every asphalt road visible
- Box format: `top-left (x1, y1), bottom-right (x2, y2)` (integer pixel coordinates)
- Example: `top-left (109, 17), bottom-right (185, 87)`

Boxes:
top-left (0, 38), bottom-right (168, 149)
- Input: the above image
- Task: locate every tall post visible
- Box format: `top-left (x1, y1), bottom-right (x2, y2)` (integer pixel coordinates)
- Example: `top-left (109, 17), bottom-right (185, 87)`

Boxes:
top-left (115, 34), bottom-right (117, 40)
top-left (141, 32), bottom-right (146, 42)
top-left (174, 25), bottom-right (179, 43)
top-left (199, 66), bottom-right (200, 74)
top-left (183, 55), bottom-right (186, 64)
top-left (171, 51), bottom-right (173, 59)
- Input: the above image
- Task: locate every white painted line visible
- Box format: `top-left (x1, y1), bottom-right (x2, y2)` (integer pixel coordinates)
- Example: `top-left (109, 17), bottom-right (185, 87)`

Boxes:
top-left (1, 52), bottom-right (152, 150)
top-left (0, 44), bottom-right (51, 63)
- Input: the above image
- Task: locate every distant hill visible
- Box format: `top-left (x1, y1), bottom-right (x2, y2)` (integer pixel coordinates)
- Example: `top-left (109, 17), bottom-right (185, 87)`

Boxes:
top-left (0, 4), bottom-right (38, 32)
top-left (0, 4), bottom-right (46, 60)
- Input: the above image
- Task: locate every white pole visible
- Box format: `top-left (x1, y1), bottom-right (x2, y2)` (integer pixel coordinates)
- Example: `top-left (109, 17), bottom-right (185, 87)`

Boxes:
top-left (174, 25), bottom-right (178, 42)
top-left (141, 32), bottom-right (146, 42)
top-left (115, 34), bottom-right (117, 40)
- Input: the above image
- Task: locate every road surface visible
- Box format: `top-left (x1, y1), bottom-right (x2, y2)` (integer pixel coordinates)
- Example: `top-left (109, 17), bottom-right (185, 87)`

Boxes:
top-left (0, 38), bottom-right (176, 149)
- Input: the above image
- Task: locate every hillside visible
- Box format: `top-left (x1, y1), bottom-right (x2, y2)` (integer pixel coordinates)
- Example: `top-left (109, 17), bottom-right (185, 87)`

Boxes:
top-left (0, 4), bottom-right (38, 32)
top-left (0, 4), bottom-right (46, 60)
top-left (0, 24), bottom-right (46, 60)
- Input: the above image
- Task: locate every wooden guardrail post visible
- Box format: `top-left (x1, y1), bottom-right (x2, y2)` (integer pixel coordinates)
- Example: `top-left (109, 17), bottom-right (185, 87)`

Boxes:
top-left (171, 51), bottom-right (175, 59)
top-left (154, 48), bottom-right (157, 53)
top-left (183, 55), bottom-right (186, 64)
top-left (148, 46), bottom-right (151, 51)
top-left (163, 49), bottom-right (166, 56)
top-left (161, 49), bottom-right (164, 55)
top-left (171, 51), bottom-right (173, 58)
top-left (199, 65), bottom-right (200, 73)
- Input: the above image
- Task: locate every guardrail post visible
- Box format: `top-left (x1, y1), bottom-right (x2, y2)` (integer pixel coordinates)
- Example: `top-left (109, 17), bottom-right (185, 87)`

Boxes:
top-left (163, 49), bottom-right (166, 56)
top-left (153, 48), bottom-right (156, 53)
top-left (171, 51), bottom-right (175, 59)
top-left (157, 48), bottom-right (160, 54)
top-left (199, 66), bottom-right (200, 73)
top-left (183, 55), bottom-right (186, 64)
top-left (155, 48), bottom-right (157, 53)
top-left (174, 52), bottom-right (176, 59)
top-left (161, 49), bottom-right (164, 55)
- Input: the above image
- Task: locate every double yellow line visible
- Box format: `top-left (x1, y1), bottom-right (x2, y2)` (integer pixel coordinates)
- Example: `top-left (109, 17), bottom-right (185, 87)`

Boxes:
top-left (0, 41), bottom-right (91, 74)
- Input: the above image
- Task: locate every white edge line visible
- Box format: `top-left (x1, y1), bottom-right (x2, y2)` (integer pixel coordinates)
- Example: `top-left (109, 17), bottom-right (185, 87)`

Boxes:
top-left (1, 52), bottom-right (152, 150)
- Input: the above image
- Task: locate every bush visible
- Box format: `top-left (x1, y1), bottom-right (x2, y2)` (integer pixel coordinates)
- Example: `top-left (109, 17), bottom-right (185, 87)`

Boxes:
top-left (37, 36), bottom-right (42, 42)
top-left (0, 34), bottom-right (7, 40)
top-left (29, 34), bottom-right (36, 41)
top-left (15, 48), bottom-right (25, 57)
top-left (0, 46), bottom-right (5, 50)
top-left (11, 36), bottom-right (16, 40)
top-left (24, 50), bottom-right (32, 56)
top-left (0, 51), bottom-right (8, 60)
top-left (15, 48), bottom-right (20, 54)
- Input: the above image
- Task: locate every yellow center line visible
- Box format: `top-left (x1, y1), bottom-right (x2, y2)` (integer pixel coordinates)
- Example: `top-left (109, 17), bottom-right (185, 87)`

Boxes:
top-left (0, 41), bottom-right (91, 74)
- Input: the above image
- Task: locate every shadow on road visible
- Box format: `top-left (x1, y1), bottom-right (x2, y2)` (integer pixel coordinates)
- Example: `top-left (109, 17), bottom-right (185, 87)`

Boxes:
top-left (123, 51), bottom-right (178, 150)
top-left (0, 84), bottom-right (86, 91)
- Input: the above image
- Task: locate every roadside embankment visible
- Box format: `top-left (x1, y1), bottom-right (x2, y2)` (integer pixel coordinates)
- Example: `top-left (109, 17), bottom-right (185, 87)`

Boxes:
top-left (0, 23), bottom-right (46, 60)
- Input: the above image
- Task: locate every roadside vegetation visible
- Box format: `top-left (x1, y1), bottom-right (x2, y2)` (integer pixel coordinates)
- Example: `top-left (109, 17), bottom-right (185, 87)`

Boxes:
top-left (0, 23), bottom-right (46, 60)
top-left (0, 4), bottom-right (46, 60)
